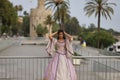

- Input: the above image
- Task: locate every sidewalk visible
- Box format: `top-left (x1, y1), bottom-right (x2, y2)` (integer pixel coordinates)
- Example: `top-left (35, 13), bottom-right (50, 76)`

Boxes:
top-left (0, 38), bottom-right (16, 52)
top-left (72, 40), bottom-right (104, 56)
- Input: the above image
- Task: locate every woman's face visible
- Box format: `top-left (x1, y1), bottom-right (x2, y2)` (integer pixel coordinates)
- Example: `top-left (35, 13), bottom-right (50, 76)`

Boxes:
top-left (58, 32), bottom-right (64, 39)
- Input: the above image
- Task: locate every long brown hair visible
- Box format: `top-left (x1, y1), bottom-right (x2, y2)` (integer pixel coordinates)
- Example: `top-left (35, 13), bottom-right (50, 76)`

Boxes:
top-left (57, 29), bottom-right (66, 40)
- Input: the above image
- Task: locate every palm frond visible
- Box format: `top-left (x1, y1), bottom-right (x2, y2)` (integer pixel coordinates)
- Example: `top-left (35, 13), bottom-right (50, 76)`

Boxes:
top-left (102, 0), bottom-right (108, 4)
top-left (101, 10), bottom-right (108, 19)
top-left (84, 0), bottom-right (116, 20)
top-left (86, 1), bottom-right (96, 5)
top-left (45, 4), bottom-right (53, 10)
top-left (106, 11), bottom-right (112, 19)
top-left (45, 0), bottom-right (70, 26)
top-left (85, 9), bottom-right (95, 17)
top-left (95, 10), bottom-right (99, 17)
top-left (53, 5), bottom-right (57, 11)
top-left (45, 1), bottom-right (54, 6)
top-left (106, 6), bottom-right (114, 14)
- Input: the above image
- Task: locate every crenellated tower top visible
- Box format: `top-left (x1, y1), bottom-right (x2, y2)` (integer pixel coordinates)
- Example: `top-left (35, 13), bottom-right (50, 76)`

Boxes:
top-left (38, 0), bottom-right (45, 9)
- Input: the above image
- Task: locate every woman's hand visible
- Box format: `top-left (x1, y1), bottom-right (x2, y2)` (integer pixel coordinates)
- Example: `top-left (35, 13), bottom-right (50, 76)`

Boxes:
top-left (64, 31), bottom-right (73, 41)
top-left (48, 53), bottom-right (52, 57)
top-left (49, 31), bottom-right (57, 40)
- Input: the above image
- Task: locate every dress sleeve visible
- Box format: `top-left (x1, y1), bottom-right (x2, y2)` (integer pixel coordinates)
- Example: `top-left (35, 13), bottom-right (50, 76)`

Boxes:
top-left (66, 39), bottom-right (74, 58)
top-left (46, 38), bottom-right (56, 56)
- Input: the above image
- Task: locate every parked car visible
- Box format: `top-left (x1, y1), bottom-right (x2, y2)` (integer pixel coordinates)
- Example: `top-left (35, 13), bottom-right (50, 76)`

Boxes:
top-left (113, 42), bottom-right (120, 53)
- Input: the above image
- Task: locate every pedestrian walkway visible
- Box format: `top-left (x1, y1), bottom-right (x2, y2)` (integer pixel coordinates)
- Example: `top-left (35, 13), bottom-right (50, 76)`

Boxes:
top-left (72, 40), bottom-right (104, 56)
top-left (72, 41), bottom-right (120, 73)
top-left (0, 38), bottom-right (16, 52)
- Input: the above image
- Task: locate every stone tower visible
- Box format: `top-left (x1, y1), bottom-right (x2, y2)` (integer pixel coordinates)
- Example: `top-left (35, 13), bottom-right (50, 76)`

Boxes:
top-left (30, 0), bottom-right (51, 38)
top-left (38, 0), bottom-right (44, 9)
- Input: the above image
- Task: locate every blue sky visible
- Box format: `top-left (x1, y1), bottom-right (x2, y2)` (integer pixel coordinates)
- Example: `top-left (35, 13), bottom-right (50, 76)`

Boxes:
top-left (9, 0), bottom-right (120, 32)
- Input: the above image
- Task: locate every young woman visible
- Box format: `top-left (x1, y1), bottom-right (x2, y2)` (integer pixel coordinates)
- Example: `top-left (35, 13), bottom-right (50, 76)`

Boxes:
top-left (44, 29), bottom-right (77, 80)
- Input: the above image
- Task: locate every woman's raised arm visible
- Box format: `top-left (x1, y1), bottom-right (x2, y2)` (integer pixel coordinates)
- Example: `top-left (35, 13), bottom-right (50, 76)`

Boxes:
top-left (49, 31), bottom-right (57, 40)
top-left (64, 31), bottom-right (73, 41)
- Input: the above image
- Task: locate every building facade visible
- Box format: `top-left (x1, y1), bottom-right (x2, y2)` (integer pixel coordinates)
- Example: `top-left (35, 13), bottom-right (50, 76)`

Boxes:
top-left (30, 0), bottom-right (51, 38)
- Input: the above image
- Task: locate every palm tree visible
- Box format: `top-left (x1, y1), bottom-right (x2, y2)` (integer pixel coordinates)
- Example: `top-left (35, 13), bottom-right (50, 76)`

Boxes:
top-left (59, 4), bottom-right (70, 29)
top-left (45, 0), bottom-right (70, 29)
top-left (54, 4), bottom-right (70, 29)
top-left (23, 11), bottom-right (29, 16)
top-left (18, 5), bottom-right (23, 16)
top-left (44, 15), bottom-right (55, 34)
top-left (15, 5), bottom-right (19, 13)
top-left (84, 0), bottom-right (116, 32)
top-left (15, 5), bottom-right (23, 16)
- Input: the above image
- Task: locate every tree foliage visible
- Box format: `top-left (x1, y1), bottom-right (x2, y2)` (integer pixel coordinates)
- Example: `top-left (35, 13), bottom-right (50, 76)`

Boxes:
top-left (44, 15), bottom-right (55, 34)
top-left (22, 16), bottom-right (30, 36)
top-left (0, 0), bottom-right (18, 34)
top-left (64, 17), bottom-right (81, 35)
top-left (15, 5), bottom-right (23, 16)
top-left (52, 23), bottom-right (59, 32)
top-left (45, 0), bottom-right (70, 28)
top-left (81, 30), bottom-right (116, 48)
top-left (0, 25), bottom-right (9, 34)
top-left (0, 0), bottom-right (17, 26)
top-left (36, 24), bottom-right (48, 37)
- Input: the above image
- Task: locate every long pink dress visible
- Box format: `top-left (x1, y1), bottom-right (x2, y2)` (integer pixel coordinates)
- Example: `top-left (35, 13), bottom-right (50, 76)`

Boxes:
top-left (44, 38), bottom-right (77, 80)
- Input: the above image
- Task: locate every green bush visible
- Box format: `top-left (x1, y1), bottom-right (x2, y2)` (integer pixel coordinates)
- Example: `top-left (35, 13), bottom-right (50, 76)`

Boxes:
top-left (36, 24), bottom-right (48, 37)
top-left (0, 25), bottom-right (9, 34)
top-left (85, 30), bottom-right (115, 48)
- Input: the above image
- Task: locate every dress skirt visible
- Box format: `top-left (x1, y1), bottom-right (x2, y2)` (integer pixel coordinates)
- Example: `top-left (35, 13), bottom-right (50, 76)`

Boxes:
top-left (43, 51), bottom-right (77, 80)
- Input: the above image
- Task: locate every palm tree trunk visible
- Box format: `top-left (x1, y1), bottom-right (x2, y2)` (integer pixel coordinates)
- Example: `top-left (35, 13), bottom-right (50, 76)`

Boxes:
top-left (49, 25), bottom-right (52, 35)
top-left (97, 8), bottom-right (101, 48)
top-left (98, 9), bottom-right (101, 32)
top-left (57, 6), bottom-right (61, 29)
top-left (61, 13), bottom-right (64, 30)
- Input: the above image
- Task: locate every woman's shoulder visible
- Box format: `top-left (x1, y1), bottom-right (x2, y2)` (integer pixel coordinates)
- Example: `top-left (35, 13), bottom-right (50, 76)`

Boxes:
top-left (51, 38), bottom-right (57, 43)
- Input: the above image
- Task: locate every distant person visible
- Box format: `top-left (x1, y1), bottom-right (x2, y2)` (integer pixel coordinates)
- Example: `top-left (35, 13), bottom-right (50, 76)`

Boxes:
top-left (44, 29), bottom-right (77, 80)
top-left (82, 40), bottom-right (86, 47)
